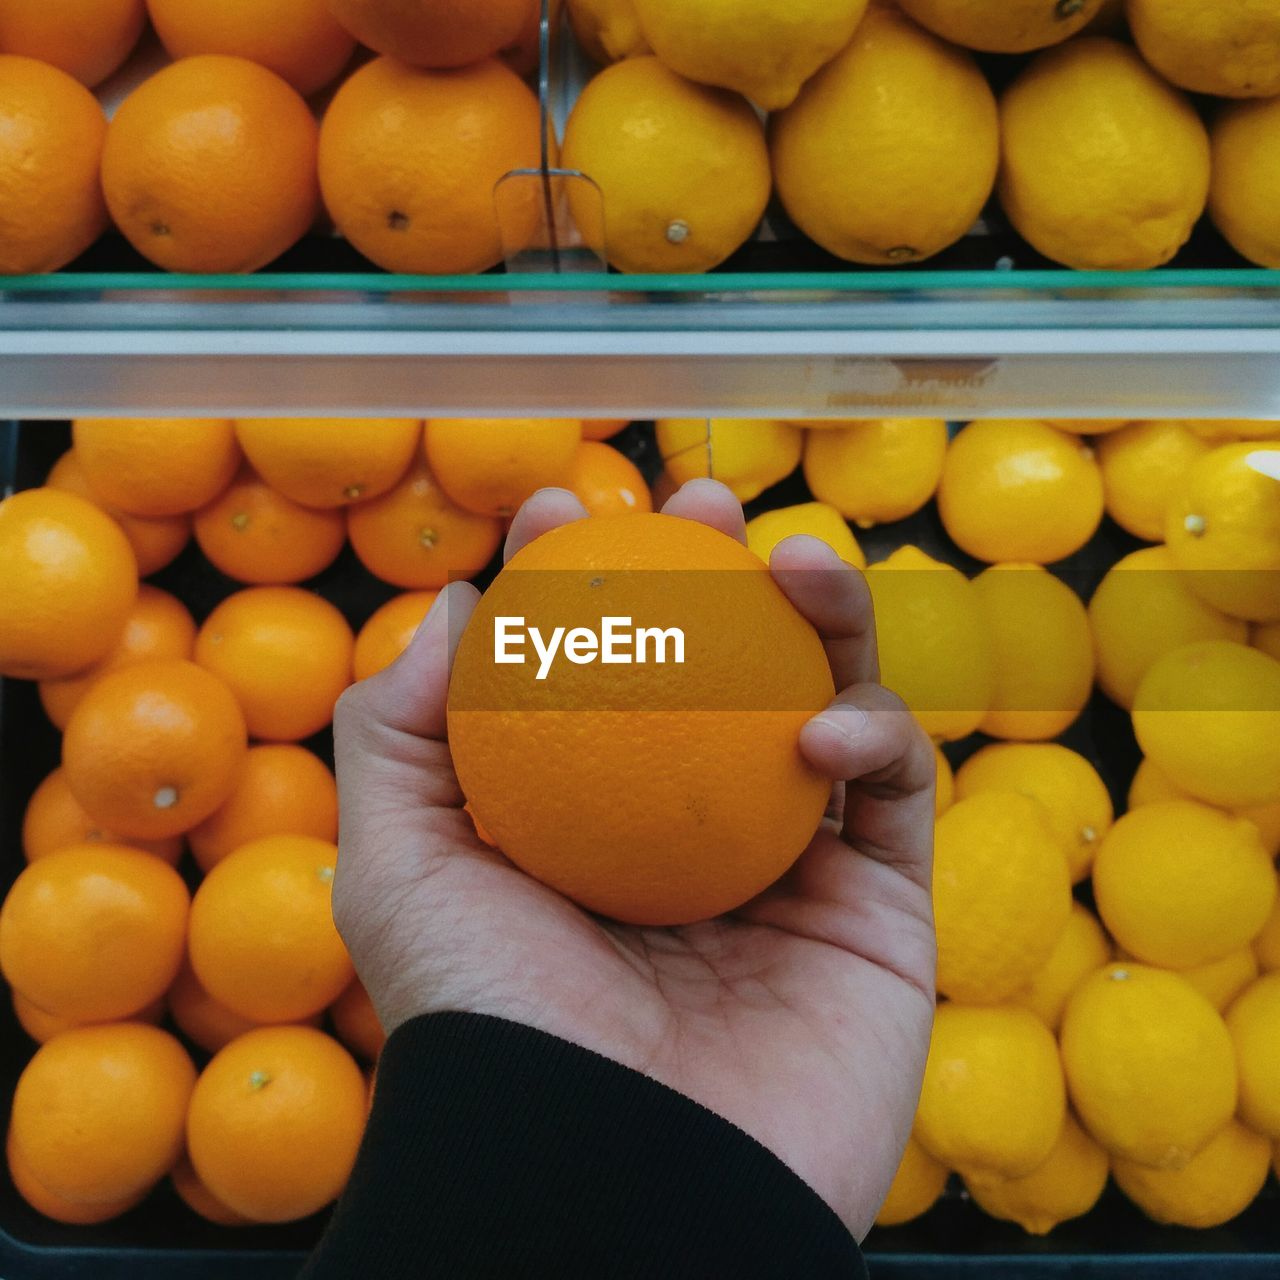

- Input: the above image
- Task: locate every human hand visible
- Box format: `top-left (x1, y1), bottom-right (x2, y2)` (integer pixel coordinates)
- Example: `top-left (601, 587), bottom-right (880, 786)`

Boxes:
top-left (332, 479), bottom-right (937, 1240)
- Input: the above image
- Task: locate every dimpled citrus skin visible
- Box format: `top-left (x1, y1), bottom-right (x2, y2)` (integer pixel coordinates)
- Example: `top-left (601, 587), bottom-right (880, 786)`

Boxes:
top-left (875, 1136), bottom-right (949, 1228)
top-left (1226, 973), bottom-right (1280, 1140)
top-left (353, 592), bottom-right (439, 681)
top-left (898, 0), bottom-right (1104, 52)
top-left (658, 420), bottom-right (802, 504)
top-left (7, 1129), bottom-right (144, 1225)
top-left (449, 514), bottom-right (834, 927)
top-left (1179, 948), bottom-right (1260, 1013)
top-left (327, 0), bottom-right (530, 67)
top-left (1010, 903), bottom-right (1112, 1032)
top-left (1212, 98), bottom-right (1280, 267)
top-left (1129, 0), bottom-right (1280, 98)
top-left (1097, 422), bottom-right (1214, 544)
top-left (0, 0), bottom-right (143, 87)
top-left (567, 0), bottom-right (649, 63)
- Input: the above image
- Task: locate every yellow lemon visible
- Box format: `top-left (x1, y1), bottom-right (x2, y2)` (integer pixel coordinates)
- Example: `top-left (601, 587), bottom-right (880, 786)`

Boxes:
top-left (561, 58), bottom-right (770, 274)
top-left (1165, 443), bottom-right (1280, 623)
top-left (1129, 0), bottom-right (1280, 99)
top-left (933, 793), bottom-right (1072, 1004)
top-left (1133, 641), bottom-right (1280, 809)
top-left (999, 39), bottom-right (1210, 270)
top-left (898, 0), bottom-right (1104, 53)
top-left (865, 546), bottom-right (995, 742)
top-left (938, 421), bottom-right (1103, 565)
top-left (875, 1136), bottom-right (949, 1228)
top-left (770, 6), bottom-right (998, 266)
top-left (1097, 422), bottom-right (1214, 544)
top-left (1190, 420), bottom-right (1280, 443)
top-left (966, 1114), bottom-right (1109, 1235)
top-left (1093, 802), bottom-right (1275, 970)
top-left (934, 745), bottom-right (954, 817)
top-left (631, 0), bottom-right (868, 111)
top-left (1226, 974), bottom-right (1280, 1140)
top-left (800, 419), bottom-right (948, 529)
top-left (1257, 887), bottom-right (1280, 972)
top-left (1211, 97), bottom-right (1280, 267)
top-left (1177, 948), bottom-right (1260, 1013)
top-left (1010, 903), bottom-right (1113, 1031)
top-left (745, 503), bottom-right (865, 569)
top-left (1043, 419), bottom-right (1131, 435)
top-left (1061, 964), bottom-right (1237, 1169)
top-left (1114, 1120), bottom-right (1270, 1228)
top-left (917, 1004), bottom-right (1066, 1180)
top-left (567, 0), bottom-right (649, 63)
top-left (1253, 621), bottom-right (1280, 662)
top-left (656, 419), bottom-right (802, 503)
top-left (1088, 547), bottom-right (1248, 709)
top-left (956, 743), bottom-right (1112, 884)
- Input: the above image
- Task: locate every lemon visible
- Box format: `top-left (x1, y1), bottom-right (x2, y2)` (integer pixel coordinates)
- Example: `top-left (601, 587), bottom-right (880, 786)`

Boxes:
top-left (1000, 39), bottom-right (1210, 270)
top-left (938, 421), bottom-right (1103, 565)
top-left (656, 419), bottom-right (801, 502)
top-left (800, 419), bottom-right (948, 529)
top-left (966, 1114), bottom-right (1109, 1236)
top-left (1212, 97), bottom-right (1280, 267)
top-left (1061, 964), bottom-right (1237, 1169)
top-left (1088, 547), bottom-right (1248, 709)
top-left (865, 546), bottom-right (995, 742)
top-left (898, 0), bottom-right (1104, 53)
top-left (1178, 948), bottom-right (1260, 1013)
top-left (956, 744), bottom-right (1112, 884)
top-left (1256, 887), bottom-right (1280, 971)
top-left (875, 1136), bottom-right (949, 1228)
top-left (1129, 0), bottom-right (1280, 99)
top-left (631, 0), bottom-right (869, 111)
top-left (1165, 443), bottom-right (1280, 622)
top-left (934, 745), bottom-right (954, 817)
top-left (1010, 903), bottom-right (1113, 1031)
top-left (917, 1004), bottom-right (1066, 1180)
top-left (1114, 1120), bottom-right (1270, 1228)
top-left (1043, 419), bottom-right (1131, 435)
top-left (933, 793), bottom-right (1072, 1003)
top-left (745, 503), bottom-right (865, 569)
top-left (1226, 974), bottom-right (1280, 1140)
top-left (770, 6), bottom-right (998, 267)
top-left (1093, 802), bottom-right (1275, 970)
top-left (560, 58), bottom-right (770, 274)
top-left (1191, 420), bottom-right (1280, 443)
top-left (1133, 641), bottom-right (1280, 809)
top-left (1097, 422), bottom-right (1213, 544)
top-left (972, 565), bottom-right (1094, 742)
top-left (567, 0), bottom-right (650, 63)
top-left (1254, 622), bottom-right (1280, 662)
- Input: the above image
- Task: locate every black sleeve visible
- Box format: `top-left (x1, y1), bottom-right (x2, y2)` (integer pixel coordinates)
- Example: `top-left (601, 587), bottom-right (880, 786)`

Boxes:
top-left (301, 1012), bottom-right (866, 1280)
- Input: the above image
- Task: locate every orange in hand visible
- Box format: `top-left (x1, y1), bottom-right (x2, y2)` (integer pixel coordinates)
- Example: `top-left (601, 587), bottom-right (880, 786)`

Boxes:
top-left (353, 592), bottom-right (438, 681)
top-left (566, 441), bottom-right (653, 516)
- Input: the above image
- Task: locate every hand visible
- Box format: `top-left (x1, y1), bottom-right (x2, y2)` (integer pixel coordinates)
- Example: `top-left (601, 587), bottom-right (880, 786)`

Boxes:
top-left (332, 479), bottom-right (937, 1240)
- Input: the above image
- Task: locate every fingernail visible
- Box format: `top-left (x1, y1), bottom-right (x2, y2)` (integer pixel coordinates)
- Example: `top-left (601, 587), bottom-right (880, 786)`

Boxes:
top-left (808, 704), bottom-right (870, 745)
top-left (774, 534), bottom-right (843, 567)
top-left (681, 477), bottom-right (730, 494)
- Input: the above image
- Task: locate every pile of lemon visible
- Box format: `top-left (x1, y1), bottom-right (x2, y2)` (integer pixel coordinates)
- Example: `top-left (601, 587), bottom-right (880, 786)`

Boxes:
top-left (562, 0), bottom-right (1280, 273)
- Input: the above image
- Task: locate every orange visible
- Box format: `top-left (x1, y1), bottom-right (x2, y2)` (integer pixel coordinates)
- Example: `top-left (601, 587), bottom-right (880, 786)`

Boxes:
top-left (0, 0), bottom-right (144, 86)
top-left (425, 418), bottom-right (583, 517)
top-left (327, 0), bottom-right (532, 68)
top-left (194, 588), bottom-right (353, 741)
top-left (10, 1023), bottom-right (194, 1206)
top-left (63, 659), bottom-right (247, 839)
top-left (101, 56), bottom-right (320, 274)
top-left (353, 591), bottom-right (439, 681)
top-left (193, 464), bottom-right (346, 584)
top-left (39, 584), bottom-right (196, 731)
top-left (167, 957), bottom-right (322, 1054)
top-left (46, 448), bottom-right (190, 577)
top-left (566, 441), bottom-right (654, 517)
top-left (346, 458), bottom-right (503, 588)
top-left (582, 419), bottom-right (630, 441)
top-left (7, 1128), bottom-right (144, 1225)
top-left (22, 766), bottom-right (183, 865)
top-left (146, 0), bottom-right (356, 97)
top-left (171, 1156), bottom-right (251, 1227)
top-left (13, 988), bottom-right (163, 1045)
top-left (0, 488), bottom-right (137, 680)
top-left (330, 979), bottom-right (387, 1063)
top-left (188, 743), bottom-right (339, 873)
top-left (186, 1025), bottom-right (366, 1223)
top-left (319, 57), bottom-right (543, 274)
top-left (0, 56), bottom-right (108, 273)
top-left (449, 513), bottom-right (835, 926)
top-left (502, 0), bottom-right (560, 77)
top-left (72, 418), bottom-right (240, 517)
top-left (189, 835), bottom-right (352, 1022)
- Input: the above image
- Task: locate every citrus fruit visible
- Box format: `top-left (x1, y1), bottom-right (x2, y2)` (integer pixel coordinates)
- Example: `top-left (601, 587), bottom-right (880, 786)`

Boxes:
top-left (1180, 948), bottom-right (1260, 1013)
top-left (101, 56), bottom-right (320, 274)
top-left (193, 465), bottom-right (346, 585)
top-left (955, 743), bottom-right (1112, 885)
top-left (449, 513), bottom-right (834, 926)
top-left (1086, 0), bottom-right (1125, 32)
top-left (999, 39), bottom-right (1210, 270)
top-left (567, 0), bottom-right (648, 63)
top-left (62, 658), bottom-right (248, 839)
top-left (1044, 419), bottom-right (1131, 435)
top-left (937, 421), bottom-right (1104, 564)
top-left (186, 1025), bottom-right (367, 1222)
top-left (194, 587), bottom-right (353, 741)
top-left (330, 979), bottom-right (386, 1063)
top-left (73, 418), bottom-right (240, 517)
top-left (657, 419), bottom-right (802, 503)
top-left (327, 0), bottom-right (530, 67)
top-left (1212, 97), bottom-right (1280, 267)
top-left (319, 57), bottom-right (542, 275)
top-left (12, 989), bottom-right (163, 1045)
top-left (1061, 964), bottom-right (1237, 1169)
top-left (1226, 974), bottom-right (1280, 1140)
top-left (0, 487), bottom-right (137, 680)
top-left (745, 504), bottom-right (865, 571)
top-left (801, 419), bottom-right (948, 528)
top-left (865, 546), bottom-right (995, 742)
top-left (425, 419), bottom-right (582, 518)
top-left (875, 1137), bottom-right (949, 1228)
top-left (1133, 641), bottom-right (1280, 809)
top-left (770, 7), bottom-right (998, 267)
top-left (934, 746), bottom-right (954, 817)
top-left (346, 458), bottom-right (503, 587)
top-left (1191, 420), bottom-right (1280, 443)
top-left (967, 1114), bottom-right (1109, 1236)
top-left (6, 1128), bottom-right (144, 1225)
top-left (1257, 887), bottom-right (1280, 971)
top-left (146, 0), bottom-right (356, 96)
top-left (561, 57), bottom-right (770, 274)
top-left (234, 418), bottom-right (420, 510)
top-left (501, 0), bottom-right (560, 77)
top-left (171, 1156), bottom-right (251, 1227)
top-left (1128, 0), bottom-right (1280, 98)
top-left (189, 835), bottom-right (352, 1022)
top-left (1010, 902), bottom-right (1112, 1031)
top-left (1097, 422), bottom-right (1214, 543)
top-left (932, 793), bottom-right (1072, 1004)
top-left (581, 419), bottom-right (630, 441)
top-left (353, 592), bottom-right (438, 681)
top-left (1255, 620), bottom-right (1280, 662)
top-left (0, 0), bottom-right (144, 86)
top-left (187, 743), bottom-right (339, 873)
top-left (566, 442), bottom-right (653, 518)
top-left (916, 1004), bottom-right (1066, 1180)
top-left (0, 55), bottom-right (108, 274)
top-left (898, 0), bottom-right (1103, 52)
